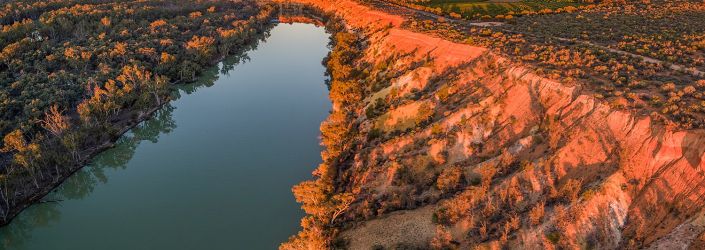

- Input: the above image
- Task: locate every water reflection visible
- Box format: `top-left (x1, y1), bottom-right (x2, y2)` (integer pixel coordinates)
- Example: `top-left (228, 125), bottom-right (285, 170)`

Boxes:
top-left (0, 104), bottom-right (176, 249)
top-left (0, 36), bottom-right (265, 249)
top-left (0, 23), bottom-right (330, 249)
top-left (174, 40), bottom-right (259, 97)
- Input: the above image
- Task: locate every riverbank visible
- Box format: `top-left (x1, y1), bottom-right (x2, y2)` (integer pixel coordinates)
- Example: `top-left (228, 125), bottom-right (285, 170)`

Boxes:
top-left (0, 7), bottom-right (277, 226)
top-left (0, 103), bottom-right (163, 226)
top-left (0, 22), bottom-right (334, 249)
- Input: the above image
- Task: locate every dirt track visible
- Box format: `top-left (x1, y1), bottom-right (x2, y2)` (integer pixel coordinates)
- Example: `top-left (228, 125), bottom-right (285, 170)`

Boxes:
top-left (367, 0), bottom-right (705, 77)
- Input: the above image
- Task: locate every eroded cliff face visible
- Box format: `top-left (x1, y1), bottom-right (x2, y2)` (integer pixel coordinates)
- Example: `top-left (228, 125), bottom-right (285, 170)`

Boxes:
top-left (279, 0), bottom-right (705, 249)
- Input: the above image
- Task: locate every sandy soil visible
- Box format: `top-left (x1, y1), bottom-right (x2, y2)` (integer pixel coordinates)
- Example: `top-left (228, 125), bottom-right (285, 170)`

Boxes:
top-left (339, 205), bottom-right (437, 250)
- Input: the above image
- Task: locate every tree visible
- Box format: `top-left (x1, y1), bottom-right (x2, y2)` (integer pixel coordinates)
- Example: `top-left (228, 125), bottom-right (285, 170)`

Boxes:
top-left (292, 180), bottom-right (329, 218)
top-left (150, 19), bottom-right (167, 30)
top-left (77, 79), bottom-right (126, 124)
top-left (41, 104), bottom-right (69, 137)
top-left (329, 80), bottom-right (362, 109)
top-left (179, 60), bottom-right (200, 82)
top-left (280, 216), bottom-right (328, 250)
top-left (1, 130), bottom-right (28, 156)
top-left (326, 32), bottom-right (360, 81)
top-left (116, 65), bottom-right (157, 106)
top-left (142, 74), bottom-right (169, 106)
top-left (330, 192), bottom-right (354, 223)
top-left (160, 52), bottom-right (175, 64)
top-left (63, 47), bottom-right (80, 61)
top-left (289, 180), bottom-right (353, 249)
top-left (100, 16), bottom-right (111, 27)
top-left (0, 40), bottom-right (27, 65)
top-left (0, 175), bottom-right (12, 219)
top-left (1, 130), bottom-right (42, 187)
top-left (186, 35), bottom-right (216, 63)
top-left (189, 11), bottom-right (202, 19)
top-left (111, 42), bottom-right (128, 62)
top-left (320, 111), bottom-right (352, 159)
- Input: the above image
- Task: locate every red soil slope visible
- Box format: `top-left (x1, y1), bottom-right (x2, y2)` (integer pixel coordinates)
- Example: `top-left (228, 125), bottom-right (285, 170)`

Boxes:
top-left (279, 0), bottom-right (705, 248)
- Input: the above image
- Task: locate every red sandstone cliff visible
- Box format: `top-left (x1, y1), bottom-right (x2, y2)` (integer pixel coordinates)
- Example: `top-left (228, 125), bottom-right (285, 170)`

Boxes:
top-left (279, 0), bottom-right (705, 248)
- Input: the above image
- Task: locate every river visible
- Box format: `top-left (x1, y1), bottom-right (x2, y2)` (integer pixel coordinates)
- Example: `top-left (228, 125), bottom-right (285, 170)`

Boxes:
top-left (0, 23), bottom-right (331, 250)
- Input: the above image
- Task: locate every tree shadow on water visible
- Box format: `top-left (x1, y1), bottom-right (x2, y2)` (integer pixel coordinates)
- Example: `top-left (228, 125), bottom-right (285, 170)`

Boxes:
top-left (174, 38), bottom-right (262, 97)
top-left (0, 31), bottom-right (269, 250)
top-left (0, 104), bottom-right (178, 249)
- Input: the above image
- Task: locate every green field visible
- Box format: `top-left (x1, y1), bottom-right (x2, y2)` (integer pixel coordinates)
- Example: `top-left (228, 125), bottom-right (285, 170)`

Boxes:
top-left (423, 0), bottom-right (583, 18)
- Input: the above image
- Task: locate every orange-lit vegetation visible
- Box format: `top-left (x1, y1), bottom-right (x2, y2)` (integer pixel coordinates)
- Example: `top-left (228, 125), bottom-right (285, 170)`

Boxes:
top-left (383, 0), bottom-right (589, 20)
top-left (403, 0), bottom-right (705, 129)
top-left (281, 12), bottom-right (376, 247)
top-left (513, 1), bottom-right (705, 71)
top-left (279, 0), bottom-right (705, 249)
top-left (0, 0), bottom-right (274, 223)
top-left (3, 0), bottom-right (704, 248)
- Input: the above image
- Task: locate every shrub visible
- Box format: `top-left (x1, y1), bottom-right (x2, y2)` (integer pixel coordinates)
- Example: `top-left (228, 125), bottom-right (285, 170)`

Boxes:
top-left (661, 82), bottom-right (676, 92)
top-left (430, 226), bottom-right (453, 250)
top-left (415, 103), bottom-right (435, 125)
top-left (436, 166), bottom-right (463, 192)
top-left (683, 85), bottom-right (696, 95)
top-left (559, 179), bottom-right (583, 202)
top-left (529, 201), bottom-right (545, 226)
top-left (545, 231), bottom-right (561, 244)
top-left (367, 128), bottom-right (383, 141)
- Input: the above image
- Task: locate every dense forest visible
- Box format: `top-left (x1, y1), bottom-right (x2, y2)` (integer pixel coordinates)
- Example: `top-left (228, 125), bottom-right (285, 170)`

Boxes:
top-left (0, 0), bottom-right (275, 224)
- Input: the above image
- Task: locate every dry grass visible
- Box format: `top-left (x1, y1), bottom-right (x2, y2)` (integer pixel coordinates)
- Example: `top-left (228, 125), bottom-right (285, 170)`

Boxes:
top-left (338, 205), bottom-right (437, 250)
